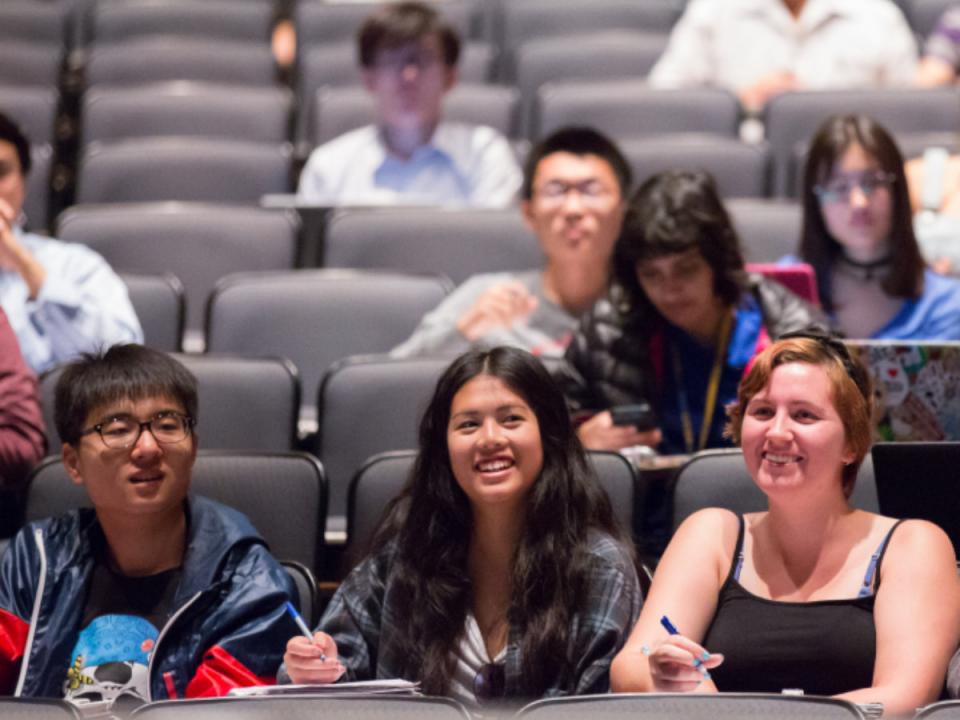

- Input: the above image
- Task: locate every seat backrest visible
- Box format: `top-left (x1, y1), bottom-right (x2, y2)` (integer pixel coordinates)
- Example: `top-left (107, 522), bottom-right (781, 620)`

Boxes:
top-left (281, 560), bottom-right (319, 628)
top-left (620, 135), bottom-right (770, 198)
top-left (672, 449), bottom-right (878, 532)
top-left (515, 31), bottom-right (668, 135)
top-left (205, 270), bottom-right (453, 423)
top-left (916, 700), bottom-right (960, 719)
top-left (92, 0), bottom-right (274, 44)
top-left (537, 81), bottom-right (740, 140)
top-left (764, 88), bottom-right (960, 196)
top-left (324, 207), bottom-right (541, 285)
top-left (0, 2), bottom-right (68, 45)
top-left (130, 695), bottom-right (471, 719)
top-left (25, 144), bottom-right (52, 233)
top-left (119, 272), bottom-right (186, 352)
top-left (39, 352), bottom-right (299, 452)
top-left (317, 355), bottom-right (450, 524)
top-left (0, 41), bottom-right (62, 88)
top-left (516, 693), bottom-right (865, 720)
top-left (725, 198), bottom-right (802, 263)
top-left (0, 698), bottom-right (83, 719)
top-left (85, 39), bottom-right (277, 87)
top-left (81, 82), bottom-right (293, 146)
top-left (76, 138), bottom-right (291, 204)
top-left (58, 202), bottom-right (298, 337)
top-left (909, 0), bottom-right (955, 40)
top-left (346, 449), bottom-right (637, 566)
top-left (0, 86), bottom-right (58, 147)
top-left (311, 83), bottom-right (520, 146)
top-left (26, 451), bottom-right (326, 571)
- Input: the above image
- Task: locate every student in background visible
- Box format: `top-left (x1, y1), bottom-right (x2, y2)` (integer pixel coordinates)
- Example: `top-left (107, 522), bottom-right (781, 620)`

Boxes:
top-left (610, 334), bottom-right (960, 715)
top-left (297, 1), bottom-right (521, 207)
top-left (282, 347), bottom-right (641, 707)
top-left (0, 345), bottom-right (295, 702)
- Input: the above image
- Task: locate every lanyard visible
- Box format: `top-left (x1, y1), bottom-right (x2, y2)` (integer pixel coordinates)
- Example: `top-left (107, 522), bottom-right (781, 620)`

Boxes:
top-left (670, 310), bottom-right (734, 454)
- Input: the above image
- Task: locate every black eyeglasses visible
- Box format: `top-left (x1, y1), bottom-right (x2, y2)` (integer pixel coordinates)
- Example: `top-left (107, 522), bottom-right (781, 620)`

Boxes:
top-left (473, 662), bottom-right (505, 703)
top-left (80, 411), bottom-right (194, 449)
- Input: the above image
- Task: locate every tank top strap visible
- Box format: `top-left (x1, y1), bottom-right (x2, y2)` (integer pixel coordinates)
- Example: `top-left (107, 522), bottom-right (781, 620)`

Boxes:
top-left (857, 519), bottom-right (906, 598)
top-left (730, 514), bottom-right (746, 582)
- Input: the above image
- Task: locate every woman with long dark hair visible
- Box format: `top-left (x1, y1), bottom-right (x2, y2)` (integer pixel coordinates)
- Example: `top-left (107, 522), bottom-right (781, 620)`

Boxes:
top-left (799, 114), bottom-right (960, 339)
top-left (281, 347), bottom-right (641, 705)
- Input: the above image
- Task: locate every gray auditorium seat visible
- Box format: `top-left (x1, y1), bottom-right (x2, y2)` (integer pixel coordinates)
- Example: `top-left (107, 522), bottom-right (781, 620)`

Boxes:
top-left (909, 0), bottom-right (955, 40)
top-left (294, 0), bottom-right (473, 47)
top-left (91, 0), bottom-right (274, 44)
top-left (324, 207), bottom-right (541, 284)
top-left (0, 2), bottom-right (68, 45)
top-left (205, 269), bottom-right (453, 426)
top-left (310, 83), bottom-right (520, 147)
top-left (0, 698), bottom-right (82, 719)
top-left (76, 138), bottom-right (292, 204)
top-left (763, 87), bottom-right (960, 196)
top-left (81, 83), bottom-right (293, 146)
top-left (26, 451), bottom-right (326, 571)
top-left (516, 32), bottom-right (668, 135)
top-left (119, 272), bottom-right (186, 352)
top-left (0, 86), bottom-right (58, 147)
top-left (621, 136), bottom-right (771, 198)
top-left (25, 144), bottom-right (52, 233)
top-left (0, 41), bottom-right (62, 88)
top-left (85, 39), bottom-right (277, 87)
top-left (725, 198), bottom-right (802, 262)
top-left (537, 81), bottom-right (741, 140)
top-left (58, 203), bottom-right (298, 338)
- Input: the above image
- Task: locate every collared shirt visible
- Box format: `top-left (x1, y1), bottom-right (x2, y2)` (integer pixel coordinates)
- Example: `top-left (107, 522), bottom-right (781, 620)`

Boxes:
top-left (278, 531), bottom-right (641, 702)
top-left (649, 0), bottom-right (917, 93)
top-left (389, 270), bottom-right (577, 360)
top-left (925, 7), bottom-right (960, 71)
top-left (0, 229), bottom-right (143, 373)
top-left (297, 123), bottom-right (522, 208)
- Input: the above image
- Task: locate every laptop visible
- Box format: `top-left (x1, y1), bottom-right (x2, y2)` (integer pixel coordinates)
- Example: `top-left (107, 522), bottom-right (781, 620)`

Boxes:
top-left (845, 340), bottom-right (960, 442)
top-left (871, 442), bottom-right (960, 555)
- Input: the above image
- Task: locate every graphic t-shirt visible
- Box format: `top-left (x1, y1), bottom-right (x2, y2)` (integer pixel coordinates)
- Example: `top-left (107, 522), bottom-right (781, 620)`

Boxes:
top-left (64, 561), bottom-right (180, 704)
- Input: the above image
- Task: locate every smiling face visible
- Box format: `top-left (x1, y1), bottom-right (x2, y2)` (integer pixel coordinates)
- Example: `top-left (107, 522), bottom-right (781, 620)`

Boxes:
top-left (362, 34), bottom-right (457, 134)
top-left (446, 374), bottom-right (543, 512)
top-left (740, 362), bottom-right (854, 499)
top-left (62, 394), bottom-right (196, 523)
top-left (817, 143), bottom-right (893, 264)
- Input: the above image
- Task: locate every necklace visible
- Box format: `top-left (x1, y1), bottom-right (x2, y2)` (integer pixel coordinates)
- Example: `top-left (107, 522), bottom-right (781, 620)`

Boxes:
top-left (836, 252), bottom-right (892, 282)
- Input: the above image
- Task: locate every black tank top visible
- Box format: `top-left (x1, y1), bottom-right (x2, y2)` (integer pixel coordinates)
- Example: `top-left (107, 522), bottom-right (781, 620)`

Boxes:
top-left (702, 515), bottom-right (902, 696)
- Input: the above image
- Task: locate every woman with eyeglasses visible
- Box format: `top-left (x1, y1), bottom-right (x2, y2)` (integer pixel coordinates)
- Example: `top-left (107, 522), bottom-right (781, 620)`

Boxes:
top-left (280, 347), bottom-right (641, 707)
top-left (562, 170), bottom-right (825, 457)
top-left (798, 114), bottom-right (960, 340)
top-left (610, 334), bottom-right (960, 715)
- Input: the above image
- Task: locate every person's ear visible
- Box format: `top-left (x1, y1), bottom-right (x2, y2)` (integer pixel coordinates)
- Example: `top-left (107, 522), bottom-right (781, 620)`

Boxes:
top-left (62, 444), bottom-right (85, 487)
top-left (362, 68), bottom-right (378, 93)
top-left (442, 65), bottom-right (459, 92)
top-left (521, 199), bottom-right (536, 233)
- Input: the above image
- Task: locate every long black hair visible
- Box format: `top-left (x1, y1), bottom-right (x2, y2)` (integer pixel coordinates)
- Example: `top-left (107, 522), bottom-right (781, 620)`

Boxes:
top-left (799, 114), bottom-right (924, 312)
top-left (372, 347), bottom-right (625, 696)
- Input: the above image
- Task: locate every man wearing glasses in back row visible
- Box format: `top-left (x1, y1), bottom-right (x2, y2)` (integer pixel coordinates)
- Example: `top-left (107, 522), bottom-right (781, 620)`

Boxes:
top-left (296, 1), bottom-right (521, 207)
top-left (0, 345), bottom-right (297, 705)
top-left (391, 126), bottom-right (631, 360)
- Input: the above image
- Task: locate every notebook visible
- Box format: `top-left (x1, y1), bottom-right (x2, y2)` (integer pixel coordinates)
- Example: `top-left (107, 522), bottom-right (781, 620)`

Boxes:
top-left (845, 340), bottom-right (960, 442)
top-left (871, 442), bottom-right (960, 555)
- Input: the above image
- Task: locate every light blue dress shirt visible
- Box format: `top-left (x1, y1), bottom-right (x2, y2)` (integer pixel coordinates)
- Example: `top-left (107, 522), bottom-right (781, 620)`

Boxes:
top-left (0, 229), bottom-right (143, 373)
top-left (297, 123), bottom-right (521, 208)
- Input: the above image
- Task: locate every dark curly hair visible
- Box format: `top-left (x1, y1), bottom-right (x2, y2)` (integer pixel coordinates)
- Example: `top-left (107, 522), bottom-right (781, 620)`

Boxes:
top-left (613, 170), bottom-right (746, 327)
top-left (371, 347), bottom-right (626, 696)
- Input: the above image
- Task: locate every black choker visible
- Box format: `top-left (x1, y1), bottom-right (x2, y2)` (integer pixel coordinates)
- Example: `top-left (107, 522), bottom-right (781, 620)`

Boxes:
top-left (837, 253), bottom-right (892, 281)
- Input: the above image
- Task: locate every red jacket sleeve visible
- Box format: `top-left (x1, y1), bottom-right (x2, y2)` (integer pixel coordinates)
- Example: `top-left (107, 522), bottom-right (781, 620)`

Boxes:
top-left (184, 644), bottom-right (274, 698)
top-left (0, 606), bottom-right (30, 694)
top-left (0, 309), bottom-right (46, 488)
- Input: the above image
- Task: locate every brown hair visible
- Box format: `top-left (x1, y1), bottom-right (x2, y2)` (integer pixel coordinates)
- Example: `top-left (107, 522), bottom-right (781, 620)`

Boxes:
top-left (357, 1), bottom-right (460, 68)
top-left (799, 114), bottom-right (924, 313)
top-left (726, 336), bottom-right (873, 498)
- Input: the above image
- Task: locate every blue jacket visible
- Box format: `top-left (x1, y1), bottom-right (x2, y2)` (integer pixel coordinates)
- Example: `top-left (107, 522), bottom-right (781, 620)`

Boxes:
top-left (0, 495), bottom-right (297, 699)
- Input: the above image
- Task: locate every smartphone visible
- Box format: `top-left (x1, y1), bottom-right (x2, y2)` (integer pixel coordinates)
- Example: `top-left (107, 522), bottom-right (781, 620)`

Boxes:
top-left (610, 403), bottom-right (658, 432)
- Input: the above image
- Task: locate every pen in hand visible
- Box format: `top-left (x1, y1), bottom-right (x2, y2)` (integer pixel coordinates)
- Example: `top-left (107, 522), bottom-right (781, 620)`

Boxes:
top-left (660, 614), bottom-right (710, 678)
top-left (285, 601), bottom-right (327, 662)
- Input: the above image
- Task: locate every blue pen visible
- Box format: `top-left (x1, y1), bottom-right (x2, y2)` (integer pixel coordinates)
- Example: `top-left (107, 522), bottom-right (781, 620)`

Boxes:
top-left (285, 601), bottom-right (327, 662)
top-left (660, 615), bottom-right (710, 678)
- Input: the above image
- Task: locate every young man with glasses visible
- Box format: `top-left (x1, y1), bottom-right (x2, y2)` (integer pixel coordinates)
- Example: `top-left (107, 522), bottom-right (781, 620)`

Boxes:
top-left (391, 126), bottom-right (630, 359)
top-left (296, 1), bottom-right (521, 207)
top-left (0, 345), bottom-right (297, 704)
